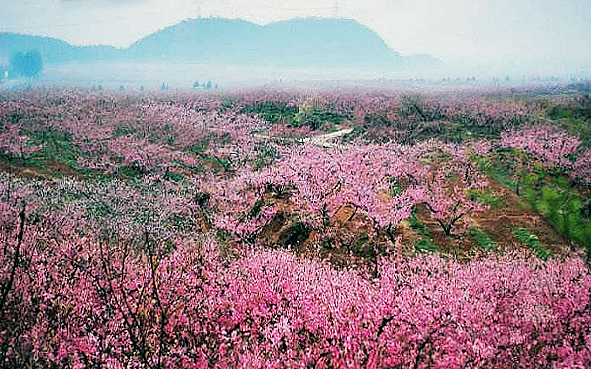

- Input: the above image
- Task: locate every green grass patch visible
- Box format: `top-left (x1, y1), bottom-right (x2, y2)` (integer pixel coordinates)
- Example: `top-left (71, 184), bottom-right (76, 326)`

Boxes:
top-left (217, 97), bottom-right (242, 113)
top-left (163, 171), bottom-right (184, 183)
top-left (76, 167), bottom-right (112, 181)
top-left (560, 117), bottom-right (591, 147)
top-left (409, 209), bottom-right (438, 253)
top-left (512, 227), bottom-right (550, 260)
top-left (112, 124), bottom-right (135, 138)
top-left (470, 227), bottom-right (497, 251)
top-left (548, 104), bottom-right (573, 119)
top-left (173, 160), bottom-right (204, 174)
top-left (117, 164), bottom-right (145, 180)
top-left (488, 143), bottom-right (591, 258)
top-left (22, 129), bottom-right (80, 172)
top-left (547, 98), bottom-right (591, 147)
top-left (468, 189), bottom-right (504, 207)
top-left (389, 178), bottom-right (403, 196)
top-left (409, 210), bottom-right (432, 238)
top-left (296, 109), bottom-right (351, 129)
top-left (477, 150), bottom-right (523, 193)
top-left (521, 172), bottom-right (591, 257)
top-left (243, 101), bottom-right (298, 125)
top-left (202, 156), bottom-right (231, 173)
top-left (415, 238), bottom-right (438, 253)
top-left (87, 203), bottom-right (114, 219)
top-left (187, 141), bottom-right (209, 156)
top-left (243, 101), bottom-right (351, 130)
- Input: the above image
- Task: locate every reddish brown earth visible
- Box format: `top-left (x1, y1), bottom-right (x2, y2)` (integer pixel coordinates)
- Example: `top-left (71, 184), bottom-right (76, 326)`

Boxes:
top-left (0, 154), bottom-right (578, 267)
top-left (253, 174), bottom-right (576, 269)
top-left (470, 180), bottom-right (571, 255)
top-left (0, 159), bottom-right (77, 179)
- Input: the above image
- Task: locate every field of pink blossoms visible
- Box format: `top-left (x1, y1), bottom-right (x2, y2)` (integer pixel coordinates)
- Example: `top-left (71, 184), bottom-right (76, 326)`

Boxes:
top-left (1, 84), bottom-right (591, 368)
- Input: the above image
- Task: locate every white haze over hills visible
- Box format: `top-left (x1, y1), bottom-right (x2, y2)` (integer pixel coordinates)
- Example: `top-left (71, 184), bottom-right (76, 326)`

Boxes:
top-left (1, 0), bottom-right (590, 89)
top-left (1, 17), bottom-right (445, 89)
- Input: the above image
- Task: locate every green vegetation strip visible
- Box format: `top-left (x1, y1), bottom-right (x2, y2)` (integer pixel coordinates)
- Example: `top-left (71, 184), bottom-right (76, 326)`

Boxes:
top-left (409, 210), bottom-right (439, 253)
top-left (521, 172), bottom-right (591, 256)
top-left (512, 227), bottom-right (550, 260)
top-left (470, 228), bottom-right (497, 252)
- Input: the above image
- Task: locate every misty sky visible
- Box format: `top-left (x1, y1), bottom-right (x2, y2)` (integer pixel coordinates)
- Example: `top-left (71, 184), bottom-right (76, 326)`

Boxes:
top-left (2, 0), bottom-right (590, 62)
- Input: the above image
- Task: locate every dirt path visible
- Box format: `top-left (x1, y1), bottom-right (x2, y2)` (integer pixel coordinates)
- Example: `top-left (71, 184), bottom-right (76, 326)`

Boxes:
top-left (255, 128), bottom-right (354, 147)
top-left (301, 128), bottom-right (354, 147)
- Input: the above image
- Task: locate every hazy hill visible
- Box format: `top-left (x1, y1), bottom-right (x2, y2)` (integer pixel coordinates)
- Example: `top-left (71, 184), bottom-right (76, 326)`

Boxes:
top-left (0, 33), bottom-right (122, 64)
top-left (256, 18), bottom-right (398, 66)
top-left (127, 18), bottom-right (261, 62)
top-left (127, 18), bottom-right (409, 67)
top-left (1, 18), bottom-right (441, 69)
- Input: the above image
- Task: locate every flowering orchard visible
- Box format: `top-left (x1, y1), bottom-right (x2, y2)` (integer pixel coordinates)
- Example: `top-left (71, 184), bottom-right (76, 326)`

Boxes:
top-left (1, 86), bottom-right (591, 368)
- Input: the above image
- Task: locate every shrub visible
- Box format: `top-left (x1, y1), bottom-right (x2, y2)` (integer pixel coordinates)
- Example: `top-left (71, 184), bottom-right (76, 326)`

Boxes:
top-left (470, 227), bottom-right (497, 251)
top-left (512, 227), bottom-right (549, 260)
top-left (117, 164), bottom-right (145, 179)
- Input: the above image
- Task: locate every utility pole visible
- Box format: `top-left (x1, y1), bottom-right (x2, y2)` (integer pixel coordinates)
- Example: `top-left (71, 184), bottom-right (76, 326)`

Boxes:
top-left (193, 0), bottom-right (201, 18)
top-left (333, 0), bottom-right (340, 18)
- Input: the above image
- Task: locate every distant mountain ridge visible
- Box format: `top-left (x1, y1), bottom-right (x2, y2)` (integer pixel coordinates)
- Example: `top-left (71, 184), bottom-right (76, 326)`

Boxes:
top-left (0, 33), bottom-right (121, 64)
top-left (127, 18), bottom-right (404, 67)
top-left (0, 17), bottom-right (442, 70)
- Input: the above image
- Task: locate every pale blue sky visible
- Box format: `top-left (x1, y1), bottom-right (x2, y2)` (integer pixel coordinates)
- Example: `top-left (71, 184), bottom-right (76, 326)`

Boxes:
top-left (1, 0), bottom-right (590, 62)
